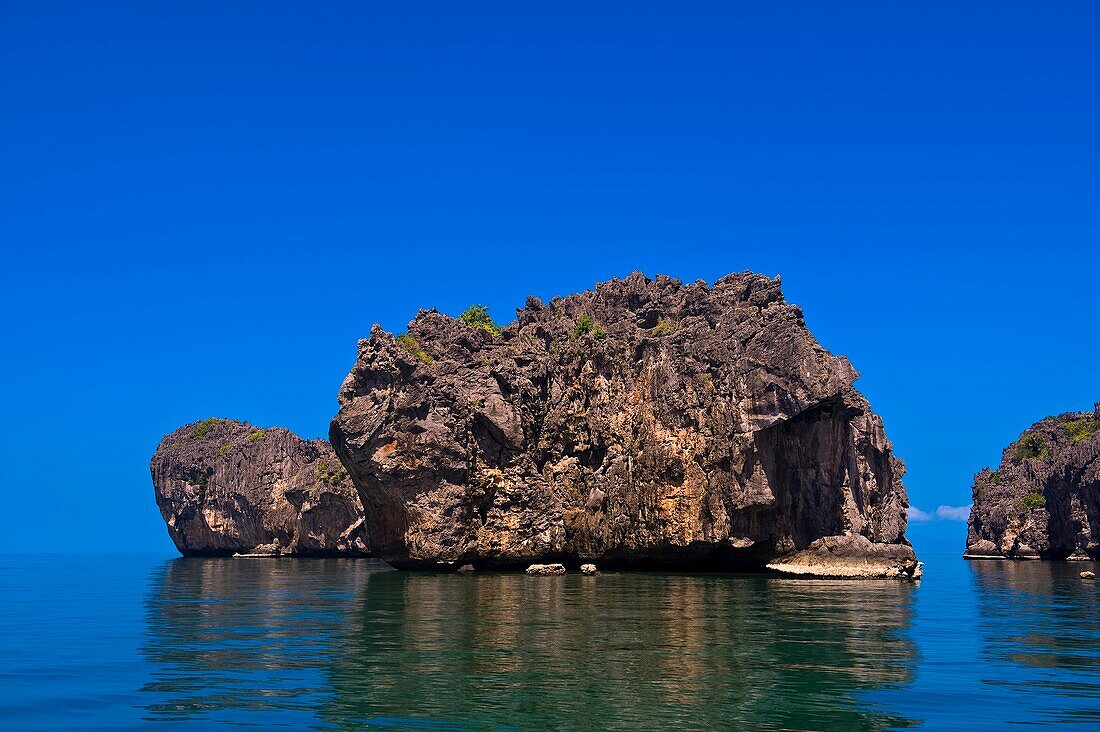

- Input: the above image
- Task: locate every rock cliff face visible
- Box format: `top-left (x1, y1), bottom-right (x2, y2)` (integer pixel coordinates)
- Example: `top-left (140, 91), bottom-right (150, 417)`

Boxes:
top-left (966, 405), bottom-right (1100, 560)
top-left (330, 272), bottom-right (917, 576)
top-left (152, 418), bottom-right (368, 556)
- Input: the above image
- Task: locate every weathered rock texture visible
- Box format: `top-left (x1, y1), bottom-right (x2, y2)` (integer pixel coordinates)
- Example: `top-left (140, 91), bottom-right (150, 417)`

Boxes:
top-left (331, 272), bottom-right (917, 576)
top-left (152, 418), bottom-right (368, 556)
top-left (525, 563), bottom-right (567, 576)
top-left (966, 405), bottom-right (1100, 560)
top-left (766, 535), bottom-right (922, 579)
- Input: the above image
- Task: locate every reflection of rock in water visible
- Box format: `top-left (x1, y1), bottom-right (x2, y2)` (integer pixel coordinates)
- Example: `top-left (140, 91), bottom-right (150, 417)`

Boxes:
top-left (141, 561), bottom-right (917, 729)
top-left (969, 560), bottom-right (1100, 712)
top-left (140, 558), bottom-right (384, 724)
top-left (324, 573), bottom-right (917, 730)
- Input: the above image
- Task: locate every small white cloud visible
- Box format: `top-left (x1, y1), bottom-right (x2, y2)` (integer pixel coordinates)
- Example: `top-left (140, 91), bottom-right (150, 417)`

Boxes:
top-left (935, 504), bottom-right (971, 521)
top-left (906, 506), bottom-right (934, 522)
top-left (907, 504), bottom-right (971, 522)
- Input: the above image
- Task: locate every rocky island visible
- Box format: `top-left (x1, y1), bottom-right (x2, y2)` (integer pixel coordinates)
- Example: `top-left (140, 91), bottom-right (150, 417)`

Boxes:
top-left (966, 405), bottom-right (1100, 560)
top-left (330, 272), bottom-right (918, 577)
top-left (153, 272), bottom-right (919, 578)
top-left (152, 418), bottom-right (368, 556)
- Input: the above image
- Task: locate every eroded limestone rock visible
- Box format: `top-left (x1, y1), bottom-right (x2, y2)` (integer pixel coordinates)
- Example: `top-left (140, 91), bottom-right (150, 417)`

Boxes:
top-left (330, 272), bottom-right (914, 575)
top-left (966, 405), bottom-right (1100, 560)
top-left (152, 418), bottom-right (368, 556)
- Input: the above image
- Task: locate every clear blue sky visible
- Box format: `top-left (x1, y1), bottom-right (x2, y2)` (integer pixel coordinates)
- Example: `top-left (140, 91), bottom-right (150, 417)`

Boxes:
top-left (2, 2), bottom-right (1097, 554)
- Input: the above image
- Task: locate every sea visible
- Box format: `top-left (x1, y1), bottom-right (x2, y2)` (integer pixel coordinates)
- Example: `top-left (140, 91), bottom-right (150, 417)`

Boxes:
top-left (1, 536), bottom-right (1098, 730)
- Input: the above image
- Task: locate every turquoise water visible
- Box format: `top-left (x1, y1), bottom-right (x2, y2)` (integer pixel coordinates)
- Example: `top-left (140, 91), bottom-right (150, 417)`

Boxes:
top-left (1, 551), bottom-right (1098, 730)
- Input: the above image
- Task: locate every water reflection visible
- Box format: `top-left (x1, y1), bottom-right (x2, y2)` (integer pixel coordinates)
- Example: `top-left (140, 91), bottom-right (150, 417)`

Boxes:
top-left (141, 558), bottom-right (384, 725)
top-left (968, 561), bottom-right (1100, 725)
top-left (143, 562), bottom-right (918, 729)
top-left (325, 573), bottom-right (917, 730)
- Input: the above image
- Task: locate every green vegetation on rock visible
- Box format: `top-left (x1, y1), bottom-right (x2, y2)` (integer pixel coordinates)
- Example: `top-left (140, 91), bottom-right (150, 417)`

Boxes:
top-left (459, 305), bottom-right (503, 336)
top-left (1017, 492), bottom-right (1046, 513)
top-left (396, 334), bottom-right (433, 364)
top-left (573, 315), bottom-right (607, 340)
top-left (1064, 418), bottom-right (1099, 444)
top-left (248, 430), bottom-right (265, 443)
top-left (190, 418), bottom-right (222, 440)
top-left (1014, 432), bottom-right (1049, 462)
top-left (650, 317), bottom-right (679, 337)
top-left (315, 458), bottom-right (347, 487)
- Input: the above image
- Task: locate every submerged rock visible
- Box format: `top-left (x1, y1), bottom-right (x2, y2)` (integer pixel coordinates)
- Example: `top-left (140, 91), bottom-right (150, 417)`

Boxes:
top-left (331, 271), bottom-right (915, 576)
top-left (152, 418), bottom-right (368, 557)
top-left (966, 405), bottom-right (1100, 560)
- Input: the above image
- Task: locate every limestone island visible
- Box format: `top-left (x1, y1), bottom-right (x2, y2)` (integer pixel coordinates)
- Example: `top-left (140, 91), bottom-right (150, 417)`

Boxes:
top-left (966, 405), bottom-right (1100, 560)
top-left (152, 272), bottom-right (921, 579)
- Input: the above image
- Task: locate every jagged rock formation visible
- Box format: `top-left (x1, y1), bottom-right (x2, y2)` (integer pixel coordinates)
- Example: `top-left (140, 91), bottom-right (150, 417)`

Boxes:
top-left (152, 418), bottom-right (368, 556)
top-left (966, 405), bottom-right (1100, 560)
top-left (331, 272), bottom-right (917, 576)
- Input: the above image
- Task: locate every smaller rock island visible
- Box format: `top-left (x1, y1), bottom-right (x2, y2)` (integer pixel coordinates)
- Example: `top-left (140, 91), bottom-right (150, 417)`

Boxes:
top-left (966, 404), bottom-right (1100, 560)
top-left (151, 418), bottom-right (368, 556)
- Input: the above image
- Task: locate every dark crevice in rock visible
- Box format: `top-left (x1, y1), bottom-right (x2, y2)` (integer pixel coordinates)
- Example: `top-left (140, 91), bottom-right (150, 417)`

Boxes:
top-left (753, 396), bottom-right (853, 547)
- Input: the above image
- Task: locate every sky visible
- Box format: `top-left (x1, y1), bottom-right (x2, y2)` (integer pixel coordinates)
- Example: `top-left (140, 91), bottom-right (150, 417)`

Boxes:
top-left (2, 2), bottom-right (1097, 555)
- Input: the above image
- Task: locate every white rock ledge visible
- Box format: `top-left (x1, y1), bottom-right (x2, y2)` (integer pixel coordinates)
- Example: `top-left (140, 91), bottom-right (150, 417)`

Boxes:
top-left (766, 535), bottom-right (922, 580)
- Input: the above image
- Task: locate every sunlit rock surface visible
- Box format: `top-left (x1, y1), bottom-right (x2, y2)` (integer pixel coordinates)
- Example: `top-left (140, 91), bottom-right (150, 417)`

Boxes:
top-left (331, 272), bottom-right (915, 575)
